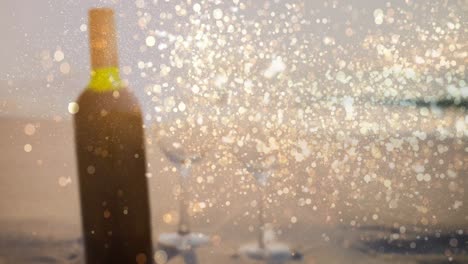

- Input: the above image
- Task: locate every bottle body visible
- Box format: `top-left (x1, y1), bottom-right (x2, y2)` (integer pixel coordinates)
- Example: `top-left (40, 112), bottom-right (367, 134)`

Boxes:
top-left (74, 88), bottom-right (153, 263)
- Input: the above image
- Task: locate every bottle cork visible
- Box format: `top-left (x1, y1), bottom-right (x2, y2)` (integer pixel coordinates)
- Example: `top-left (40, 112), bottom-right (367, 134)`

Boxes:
top-left (89, 8), bottom-right (119, 69)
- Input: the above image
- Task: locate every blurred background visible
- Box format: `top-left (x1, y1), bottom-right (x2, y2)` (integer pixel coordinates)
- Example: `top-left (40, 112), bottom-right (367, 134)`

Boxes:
top-left (0, 0), bottom-right (467, 263)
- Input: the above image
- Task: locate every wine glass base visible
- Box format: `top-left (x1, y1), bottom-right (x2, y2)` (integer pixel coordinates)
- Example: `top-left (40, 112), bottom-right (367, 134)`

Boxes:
top-left (158, 232), bottom-right (210, 251)
top-left (238, 242), bottom-right (294, 262)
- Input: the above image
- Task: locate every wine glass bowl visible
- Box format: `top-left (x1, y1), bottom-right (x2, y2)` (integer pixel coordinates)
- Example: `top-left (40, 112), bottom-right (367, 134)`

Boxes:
top-left (156, 124), bottom-right (206, 173)
top-left (155, 111), bottom-right (216, 164)
top-left (227, 118), bottom-right (281, 186)
top-left (153, 95), bottom-right (221, 259)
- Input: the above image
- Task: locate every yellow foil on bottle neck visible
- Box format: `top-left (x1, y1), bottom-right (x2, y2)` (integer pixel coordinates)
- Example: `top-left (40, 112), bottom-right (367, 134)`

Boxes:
top-left (88, 67), bottom-right (122, 92)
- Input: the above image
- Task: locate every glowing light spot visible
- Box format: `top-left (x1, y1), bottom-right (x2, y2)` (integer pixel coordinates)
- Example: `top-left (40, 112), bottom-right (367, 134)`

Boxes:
top-left (193, 3), bottom-right (201, 13)
top-left (291, 216), bottom-right (297, 223)
top-left (264, 56), bottom-right (286, 78)
top-left (135, 0), bottom-right (145, 9)
top-left (68, 102), bottom-right (79, 114)
top-left (146, 36), bottom-right (156, 47)
top-left (24, 123), bottom-right (36, 136)
top-left (400, 226), bottom-right (406, 234)
top-left (250, 200), bottom-right (257, 207)
top-left (178, 101), bottom-right (186, 111)
top-left (104, 209), bottom-right (111, 218)
top-left (80, 24), bottom-right (87, 32)
top-left (163, 213), bottom-right (173, 224)
top-left (384, 179), bottom-right (391, 188)
top-left (154, 250), bottom-right (168, 264)
top-left (374, 16), bottom-right (383, 25)
top-left (58, 176), bottom-right (71, 187)
top-left (158, 43), bottom-right (168, 50)
top-left (136, 253), bottom-right (147, 264)
top-left (416, 174), bottom-right (424, 181)
top-left (87, 165), bottom-right (96, 175)
top-left (423, 174), bottom-right (431, 182)
top-left (373, 9), bottom-right (384, 25)
top-left (213, 8), bottom-right (223, 20)
top-left (449, 238), bottom-right (458, 247)
top-left (191, 85), bottom-right (200, 94)
top-left (54, 50), bottom-right (64, 62)
top-left (373, 9), bottom-right (383, 17)
top-left (453, 200), bottom-right (463, 209)
top-left (336, 71), bottom-right (348, 83)
top-left (364, 175), bottom-right (371, 183)
top-left (24, 144), bottom-right (32, 152)
top-left (60, 62), bottom-right (70, 74)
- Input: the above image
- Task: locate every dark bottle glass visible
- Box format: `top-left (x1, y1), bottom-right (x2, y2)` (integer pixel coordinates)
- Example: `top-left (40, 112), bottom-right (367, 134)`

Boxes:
top-left (74, 8), bottom-right (153, 264)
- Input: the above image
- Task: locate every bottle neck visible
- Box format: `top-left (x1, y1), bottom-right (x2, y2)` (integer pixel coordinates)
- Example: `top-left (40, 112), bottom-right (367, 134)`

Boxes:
top-left (88, 67), bottom-right (122, 92)
top-left (88, 9), bottom-right (121, 92)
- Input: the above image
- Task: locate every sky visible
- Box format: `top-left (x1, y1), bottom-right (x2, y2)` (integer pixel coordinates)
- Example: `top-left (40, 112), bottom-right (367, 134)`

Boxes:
top-left (1, 0), bottom-right (466, 118)
top-left (1, 0), bottom-right (144, 118)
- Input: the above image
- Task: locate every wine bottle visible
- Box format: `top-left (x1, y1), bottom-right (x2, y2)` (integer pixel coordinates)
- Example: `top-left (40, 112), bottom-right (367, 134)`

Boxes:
top-left (74, 8), bottom-right (152, 264)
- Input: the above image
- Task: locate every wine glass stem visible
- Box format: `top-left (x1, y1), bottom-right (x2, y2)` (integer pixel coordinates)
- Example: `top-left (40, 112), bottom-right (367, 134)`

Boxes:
top-left (178, 166), bottom-right (191, 235)
top-left (258, 185), bottom-right (265, 249)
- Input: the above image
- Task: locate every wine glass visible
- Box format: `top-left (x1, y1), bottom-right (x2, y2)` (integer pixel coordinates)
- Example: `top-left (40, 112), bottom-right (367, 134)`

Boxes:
top-left (153, 94), bottom-right (221, 259)
top-left (225, 113), bottom-right (281, 249)
top-left (222, 106), bottom-right (311, 262)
